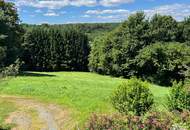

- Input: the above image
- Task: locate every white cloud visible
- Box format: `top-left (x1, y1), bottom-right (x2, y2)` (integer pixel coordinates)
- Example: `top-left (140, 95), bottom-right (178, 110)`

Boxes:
top-left (86, 9), bottom-right (130, 15)
top-left (43, 10), bottom-right (59, 16)
top-left (8, 0), bottom-right (136, 9)
top-left (85, 4), bottom-right (190, 22)
top-left (143, 4), bottom-right (190, 21)
top-left (35, 9), bottom-right (42, 13)
top-left (12, 0), bottom-right (97, 9)
top-left (100, 0), bottom-right (134, 6)
top-left (82, 15), bottom-right (91, 18)
top-left (6, 1), bottom-right (190, 22)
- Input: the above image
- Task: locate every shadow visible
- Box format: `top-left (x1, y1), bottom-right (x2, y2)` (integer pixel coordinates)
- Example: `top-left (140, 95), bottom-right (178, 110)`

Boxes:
top-left (0, 128), bottom-right (11, 130)
top-left (19, 72), bottom-right (56, 77)
top-left (0, 125), bottom-right (12, 130)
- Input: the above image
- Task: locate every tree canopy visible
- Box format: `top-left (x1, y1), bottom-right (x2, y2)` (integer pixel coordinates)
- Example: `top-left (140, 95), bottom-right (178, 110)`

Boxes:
top-left (0, 0), bottom-right (22, 68)
top-left (22, 26), bottom-right (89, 71)
top-left (89, 12), bottom-right (190, 85)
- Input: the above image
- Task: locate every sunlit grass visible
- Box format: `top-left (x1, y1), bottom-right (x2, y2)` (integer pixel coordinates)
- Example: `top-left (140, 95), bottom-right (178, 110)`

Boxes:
top-left (0, 71), bottom-right (170, 124)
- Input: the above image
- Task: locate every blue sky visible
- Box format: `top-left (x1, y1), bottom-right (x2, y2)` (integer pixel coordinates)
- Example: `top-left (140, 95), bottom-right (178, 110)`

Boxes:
top-left (6, 0), bottom-right (190, 24)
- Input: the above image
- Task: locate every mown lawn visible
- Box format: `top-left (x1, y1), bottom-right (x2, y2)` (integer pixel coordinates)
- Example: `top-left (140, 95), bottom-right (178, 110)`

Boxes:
top-left (0, 72), bottom-right (170, 124)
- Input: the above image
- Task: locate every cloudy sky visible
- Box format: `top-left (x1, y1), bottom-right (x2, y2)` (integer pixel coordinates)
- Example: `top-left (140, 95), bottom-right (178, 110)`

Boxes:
top-left (6, 0), bottom-right (190, 24)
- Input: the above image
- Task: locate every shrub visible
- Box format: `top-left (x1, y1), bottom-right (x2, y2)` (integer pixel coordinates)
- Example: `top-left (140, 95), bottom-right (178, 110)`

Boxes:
top-left (0, 59), bottom-right (23, 78)
top-left (173, 110), bottom-right (190, 129)
top-left (111, 78), bottom-right (154, 116)
top-left (85, 112), bottom-right (174, 130)
top-left (86, 114), bottom-right (128, 130)
top-left (168, 82), bottom-right (190, 111)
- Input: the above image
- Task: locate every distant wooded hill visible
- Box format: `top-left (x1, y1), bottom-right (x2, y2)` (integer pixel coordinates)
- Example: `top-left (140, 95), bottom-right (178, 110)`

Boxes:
top-left (21, 23), bottom-right (120, 41)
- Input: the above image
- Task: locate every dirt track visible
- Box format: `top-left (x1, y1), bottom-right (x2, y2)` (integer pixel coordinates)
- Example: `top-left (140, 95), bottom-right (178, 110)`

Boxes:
top-left (0, 95), bottom-right (76, 130)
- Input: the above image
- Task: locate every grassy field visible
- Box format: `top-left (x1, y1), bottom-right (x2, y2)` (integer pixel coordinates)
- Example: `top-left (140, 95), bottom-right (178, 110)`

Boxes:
top-left (0, 72), bottom-right (170, 125)
top-left (0, 99), bottom-right (16, 125)
top-left (0, 91), bottom-right (17, 129)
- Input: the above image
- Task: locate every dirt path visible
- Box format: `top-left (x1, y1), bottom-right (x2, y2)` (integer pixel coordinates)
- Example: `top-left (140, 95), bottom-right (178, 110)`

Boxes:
top-left (0, 95), bottom-right (76, 130)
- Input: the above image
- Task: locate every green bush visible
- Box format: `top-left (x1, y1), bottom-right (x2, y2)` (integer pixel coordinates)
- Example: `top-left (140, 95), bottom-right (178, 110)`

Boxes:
top-left (111, 78), bottom-right (154, 116)
top-left (168, 82), bottom-right (190, 111)
top-left (86, 114), bottom-right (128, 130)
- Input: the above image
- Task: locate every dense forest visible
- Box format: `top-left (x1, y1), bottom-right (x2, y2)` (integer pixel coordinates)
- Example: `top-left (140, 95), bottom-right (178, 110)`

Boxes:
top-left (22, 23), bottom-right (119, 41)
top-left (0, 0), bottom-right (190, 86)
top-left (22, 26), bottom-right (89, 71)
top-left (89, 13), bottom-right (190, 85)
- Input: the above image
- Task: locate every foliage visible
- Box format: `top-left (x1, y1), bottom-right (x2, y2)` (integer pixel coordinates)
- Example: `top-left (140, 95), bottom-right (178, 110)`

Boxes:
top-left (89, 12), bottom-right (190, 86)
top-left (168, 82), bottom-right (190, 111)
top-left (86, 112), bottom-right (174, 130)
top-left (150, 14), bottom-right (178, 42)
top-left (182, 16), bottom-right (190, 42)
top-left (22, 26), bottom-right (89, 71)
top-left (136, 42), bottom-right (190, 85)
top-left (0, 59), bottom-right (23, 77)
top-left (172, 110), bottom-right (190, 129)
top-left (0, 47), bottom-right (6, 65)
top-left (89, 12), bottom-right (151, 77)
top-left (0, 0), bottom-right (23, 68)
top-left (21, 23), bottom-right (118, 41)
top-left (111, 78), bottom-right (154, 116)
top-left (86, 114), bottom-right (128, 130)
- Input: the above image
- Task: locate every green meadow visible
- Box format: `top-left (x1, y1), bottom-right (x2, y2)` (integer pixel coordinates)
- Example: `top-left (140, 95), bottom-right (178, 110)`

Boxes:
top-left (0, 72), bottom-right (169, 124)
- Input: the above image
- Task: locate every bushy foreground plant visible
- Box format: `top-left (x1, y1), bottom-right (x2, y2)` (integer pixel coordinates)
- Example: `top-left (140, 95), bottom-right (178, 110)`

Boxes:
top-left (85, 112), bottom-right (174, 130)
top-left (86, 111), bottom-right (190, 130)
top-left (168, 82), bottom-right (190, 111)
top-left (111, 78), bottom-right (154, 116)
top-left (173, 110), bottom-right (190, 129)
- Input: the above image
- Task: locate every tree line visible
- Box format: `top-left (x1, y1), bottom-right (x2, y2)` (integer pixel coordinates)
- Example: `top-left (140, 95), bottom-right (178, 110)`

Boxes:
top-left (22, 26), bottom-right (89, 71)
top-left (89, 12), bottom-right (190, 85)
top-left (1, 0), bottom-right (190, 85)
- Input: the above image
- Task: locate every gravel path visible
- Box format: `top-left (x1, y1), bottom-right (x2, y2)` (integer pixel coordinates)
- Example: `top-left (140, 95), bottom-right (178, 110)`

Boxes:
top-left (1, 95), bottom-right (75, 130)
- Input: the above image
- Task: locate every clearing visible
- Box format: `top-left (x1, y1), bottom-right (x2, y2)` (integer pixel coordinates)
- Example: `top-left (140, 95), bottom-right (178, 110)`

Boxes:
top-left (0, 72), bottom-right (170, 129)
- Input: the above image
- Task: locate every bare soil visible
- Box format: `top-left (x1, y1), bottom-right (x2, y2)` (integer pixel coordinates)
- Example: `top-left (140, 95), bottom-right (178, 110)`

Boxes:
top-left (0, 95), bottom-right (76, 130)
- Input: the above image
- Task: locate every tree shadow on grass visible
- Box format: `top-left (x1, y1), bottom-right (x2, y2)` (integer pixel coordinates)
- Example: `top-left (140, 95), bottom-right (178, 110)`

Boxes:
top-left (19, 72), bottom-right (56, 77)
